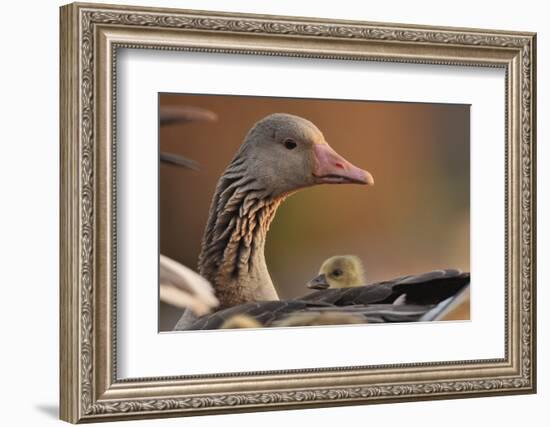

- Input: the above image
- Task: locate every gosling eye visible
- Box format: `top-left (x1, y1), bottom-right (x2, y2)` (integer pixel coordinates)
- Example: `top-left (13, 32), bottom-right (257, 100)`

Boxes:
top-left (332, 268), bottom-right (343, 277)
top-left (283, 138), bottom-right (297, 150)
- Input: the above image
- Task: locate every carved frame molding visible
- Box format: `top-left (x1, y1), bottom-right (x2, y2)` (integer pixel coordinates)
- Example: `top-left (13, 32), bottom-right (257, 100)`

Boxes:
top-left (60, 2), bottom-right (536, 423)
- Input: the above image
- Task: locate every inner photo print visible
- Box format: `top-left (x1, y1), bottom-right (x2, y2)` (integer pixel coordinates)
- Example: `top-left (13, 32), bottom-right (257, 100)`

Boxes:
top-left (158, 94), bottom-right (470, 332)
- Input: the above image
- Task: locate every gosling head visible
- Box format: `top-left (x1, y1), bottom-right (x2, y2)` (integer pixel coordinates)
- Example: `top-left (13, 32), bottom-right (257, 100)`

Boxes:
top-left (307, 255), bottom-right (366, 290)
top-left (236, 113), bottom-right (374, 198)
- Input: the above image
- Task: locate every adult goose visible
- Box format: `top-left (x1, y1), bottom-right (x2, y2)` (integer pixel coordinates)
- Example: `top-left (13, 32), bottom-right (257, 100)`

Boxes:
top-left (173, 113), bottom-right (468, 330)
top-left (197, 113), bottom-right (373, 308)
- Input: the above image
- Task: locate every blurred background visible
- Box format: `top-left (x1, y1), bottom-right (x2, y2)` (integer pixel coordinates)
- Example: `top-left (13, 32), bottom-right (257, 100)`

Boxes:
top-left (159, 93), bottom-right (470, 330)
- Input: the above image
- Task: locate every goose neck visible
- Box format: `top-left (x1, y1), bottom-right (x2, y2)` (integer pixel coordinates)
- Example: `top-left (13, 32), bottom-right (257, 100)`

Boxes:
top-left (199, 169), bottom-right (283, 308)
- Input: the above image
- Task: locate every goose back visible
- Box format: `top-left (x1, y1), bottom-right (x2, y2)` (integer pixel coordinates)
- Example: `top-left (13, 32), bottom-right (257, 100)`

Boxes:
top-left (183, 300), bottom-right (434, 330)
top-left (301, 269), bottom-right (469, 306)
top-left (176, 269), bottom-right (469, 330)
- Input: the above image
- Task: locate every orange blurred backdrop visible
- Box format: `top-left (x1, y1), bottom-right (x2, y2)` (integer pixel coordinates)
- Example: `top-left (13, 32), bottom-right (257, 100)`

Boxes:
top-left (159, 93), bottom-right (470, 330)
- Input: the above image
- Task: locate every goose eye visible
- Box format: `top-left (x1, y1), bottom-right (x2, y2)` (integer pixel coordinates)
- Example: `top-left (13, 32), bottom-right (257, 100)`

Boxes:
top-left (332, 269), bottom-right (343, 277)
top-left (283, 139), bottom-right (297, 150)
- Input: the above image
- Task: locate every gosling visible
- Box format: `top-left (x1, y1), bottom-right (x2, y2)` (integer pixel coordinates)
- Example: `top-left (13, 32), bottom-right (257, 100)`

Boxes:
top-left (307, 255), bottom-right (366, 290)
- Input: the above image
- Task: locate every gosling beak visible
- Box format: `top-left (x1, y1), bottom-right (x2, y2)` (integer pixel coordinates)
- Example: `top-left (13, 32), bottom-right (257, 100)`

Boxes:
top-left (307, 273), bottom-right (330, 290)
top-left (313, 143), bottom-right (374, 186)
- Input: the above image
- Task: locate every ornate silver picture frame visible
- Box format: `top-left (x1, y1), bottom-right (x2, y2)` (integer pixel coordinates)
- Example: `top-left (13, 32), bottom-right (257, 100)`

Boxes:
top-left (60, 2), bottom-right (536, 423)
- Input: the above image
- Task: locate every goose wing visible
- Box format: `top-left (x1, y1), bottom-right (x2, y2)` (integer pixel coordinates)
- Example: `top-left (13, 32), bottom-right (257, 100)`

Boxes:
top-left (181, 301), bottom-right (435, 330)
top-left (301, 269), bottom-right (469, 306)
top-left (159, 254), bottom-right (219, 316)
top-left (183, 300), bottom-right (327, 330)
top-left (174, 269), bottom-right (469, 330)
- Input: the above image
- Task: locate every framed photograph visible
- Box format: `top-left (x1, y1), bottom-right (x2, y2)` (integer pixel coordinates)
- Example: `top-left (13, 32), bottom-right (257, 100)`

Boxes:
top-left (60, 2), bottom-right (536, 423)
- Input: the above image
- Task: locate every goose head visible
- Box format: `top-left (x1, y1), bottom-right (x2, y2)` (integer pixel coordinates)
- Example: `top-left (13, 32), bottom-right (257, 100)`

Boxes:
top-left (236, 113), bottom-right (374, 198)
top-left (307, 255), bottom-right (366, 290)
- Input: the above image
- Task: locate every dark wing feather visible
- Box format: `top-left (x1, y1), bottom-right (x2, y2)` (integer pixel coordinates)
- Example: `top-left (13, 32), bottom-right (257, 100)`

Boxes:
top-left (391, 271), bottom-right (469, 305)
top-left (301, 269), bottom-right (469, 306)
top-left (300, 283), bottom-right (395, 305)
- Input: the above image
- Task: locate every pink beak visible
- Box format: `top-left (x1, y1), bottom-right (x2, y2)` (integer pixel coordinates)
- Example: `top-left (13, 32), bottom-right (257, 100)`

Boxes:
top-left (312, 143), bottom-right (374, 186)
